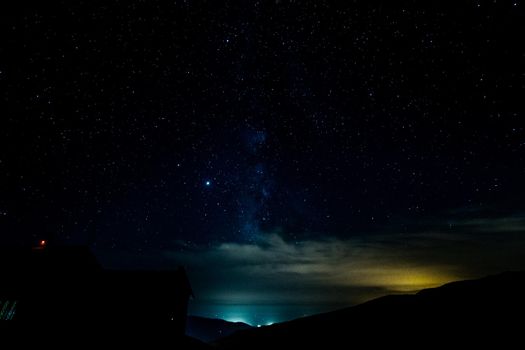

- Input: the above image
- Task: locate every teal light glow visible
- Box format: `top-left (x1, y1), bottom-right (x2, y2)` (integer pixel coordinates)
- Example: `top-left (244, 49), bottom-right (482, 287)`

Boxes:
top-left (189, 303), bottom-right (344, 326)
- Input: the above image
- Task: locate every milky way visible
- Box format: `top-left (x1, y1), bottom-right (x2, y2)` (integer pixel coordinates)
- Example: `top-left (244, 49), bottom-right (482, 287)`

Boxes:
top-left (2, 0), bottom-right (525, 323)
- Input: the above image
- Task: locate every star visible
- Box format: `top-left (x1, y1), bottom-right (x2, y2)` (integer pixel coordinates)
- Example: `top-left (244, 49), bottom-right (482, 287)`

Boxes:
top-left (205, 180), bottom-right (211, 187)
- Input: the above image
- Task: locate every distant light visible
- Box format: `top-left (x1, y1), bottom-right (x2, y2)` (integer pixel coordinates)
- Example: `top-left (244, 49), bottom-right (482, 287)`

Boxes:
top-left (225, 317), bottom-right (248, 324)
top-left (257, 325), bottom-right (261, 328)
top-left (39, 240), bottom-right (47, 247)
top-left (205, 180), bottom-right (211, 186)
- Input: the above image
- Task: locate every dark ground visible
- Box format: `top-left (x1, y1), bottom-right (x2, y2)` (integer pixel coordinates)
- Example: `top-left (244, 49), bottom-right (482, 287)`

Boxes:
top-left (187, 315), bottom-right (252, 343)
top-left (216, 271), bottom-right (525, 349)
top-left (2, 272), bottom-right (524, 349)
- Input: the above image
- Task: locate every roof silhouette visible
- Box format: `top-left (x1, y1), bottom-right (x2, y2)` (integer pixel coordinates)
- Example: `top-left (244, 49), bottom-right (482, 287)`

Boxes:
top-left (0, 245), bottom-right (192, 328)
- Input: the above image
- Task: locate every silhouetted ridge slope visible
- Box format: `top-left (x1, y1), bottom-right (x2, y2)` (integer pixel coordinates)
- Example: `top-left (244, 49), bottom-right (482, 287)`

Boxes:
top-left (217, 271), bottom-right (525, 349)
top-left (187, 316), bottom-right (252, 342)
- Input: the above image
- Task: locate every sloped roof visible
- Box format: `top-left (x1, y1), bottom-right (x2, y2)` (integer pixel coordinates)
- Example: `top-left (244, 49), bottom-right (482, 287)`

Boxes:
top-left (0, 246), bottom-right (192, 299)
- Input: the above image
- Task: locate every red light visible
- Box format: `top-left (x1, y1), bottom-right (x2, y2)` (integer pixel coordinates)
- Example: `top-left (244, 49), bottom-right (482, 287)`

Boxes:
top-left (40, 240), bottom-right (46, 247)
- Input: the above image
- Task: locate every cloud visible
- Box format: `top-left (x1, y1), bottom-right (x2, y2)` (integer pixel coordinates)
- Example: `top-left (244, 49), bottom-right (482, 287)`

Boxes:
top-left (449, 216), bottom-right (525, 233)
top-left (162, 214), bottom-right (525, 305)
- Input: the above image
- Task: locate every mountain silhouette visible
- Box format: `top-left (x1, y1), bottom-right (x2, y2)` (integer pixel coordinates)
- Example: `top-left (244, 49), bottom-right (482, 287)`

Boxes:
top-left (187, 315), bottom-right (252, 342)
top-left (216, 271), bottom-right (525, 348)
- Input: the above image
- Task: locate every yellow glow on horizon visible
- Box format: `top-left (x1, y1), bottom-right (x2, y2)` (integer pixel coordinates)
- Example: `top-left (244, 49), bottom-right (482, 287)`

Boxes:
top-left (341, 266), bottom-right (459, 293)
top-left (377, 269), bottom-right (457, 292)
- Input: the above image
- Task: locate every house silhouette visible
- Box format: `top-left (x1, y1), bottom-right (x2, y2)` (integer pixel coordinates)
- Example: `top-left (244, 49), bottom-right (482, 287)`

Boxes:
top-left (0, 245), bottom-right (193, 333)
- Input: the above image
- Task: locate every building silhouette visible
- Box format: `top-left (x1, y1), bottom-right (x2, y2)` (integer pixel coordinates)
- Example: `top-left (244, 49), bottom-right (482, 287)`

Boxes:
top-left (0, 245), bottom-right (193, 333)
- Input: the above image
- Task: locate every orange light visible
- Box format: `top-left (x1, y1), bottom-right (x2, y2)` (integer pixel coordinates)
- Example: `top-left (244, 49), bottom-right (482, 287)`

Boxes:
top-left (40, 240), bottom-right (46, 247)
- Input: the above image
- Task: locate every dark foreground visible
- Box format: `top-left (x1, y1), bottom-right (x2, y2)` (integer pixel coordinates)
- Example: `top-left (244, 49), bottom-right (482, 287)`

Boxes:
top-left (217, 271), bottom-right (525, 349)
top-left (187, 315), bottom-right (252, 343)
top-left (2, 271), bottom-right (525, 349)
top-left (0, 325), bottom-right (212, 349)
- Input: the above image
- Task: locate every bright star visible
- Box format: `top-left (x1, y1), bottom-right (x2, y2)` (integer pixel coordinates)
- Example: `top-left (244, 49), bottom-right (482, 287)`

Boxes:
top-left (205, 180), bottom-right (211, 186)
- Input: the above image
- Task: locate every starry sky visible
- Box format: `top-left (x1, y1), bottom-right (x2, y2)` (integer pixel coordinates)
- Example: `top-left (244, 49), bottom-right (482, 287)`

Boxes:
top-left (2, 0), bottom-right (525, 323)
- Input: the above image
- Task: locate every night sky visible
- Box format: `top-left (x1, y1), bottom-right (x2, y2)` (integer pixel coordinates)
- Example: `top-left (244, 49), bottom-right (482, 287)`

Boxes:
top-left (2, 1), bottom-right (525, 324)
